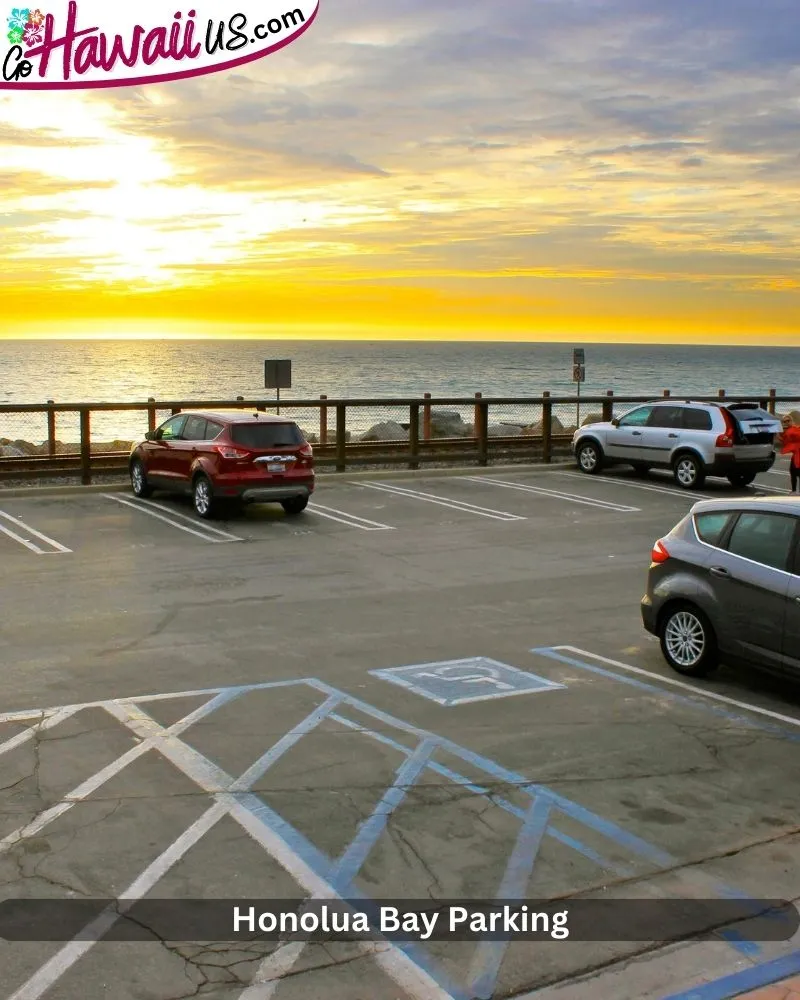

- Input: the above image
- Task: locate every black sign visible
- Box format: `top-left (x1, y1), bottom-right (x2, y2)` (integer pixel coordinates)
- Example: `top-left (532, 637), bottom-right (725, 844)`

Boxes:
top-left (265, 360), bottom-right (292, 389)
top-left (573, 348), bottom-right (585, 365)
top-left (573, 364), bottom-right (586, 383)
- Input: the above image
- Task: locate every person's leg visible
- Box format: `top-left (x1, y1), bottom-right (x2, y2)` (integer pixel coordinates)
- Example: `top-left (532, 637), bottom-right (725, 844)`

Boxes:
top-left (791, 462), bottom-right (799, 492)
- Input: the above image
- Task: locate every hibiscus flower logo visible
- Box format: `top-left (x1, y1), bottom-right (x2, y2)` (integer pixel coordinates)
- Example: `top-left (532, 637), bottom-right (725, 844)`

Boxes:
top-left (6, 7), bottom-right (46, 46)
top-left (27, 7), bottom-right (43, 24)
top-left (23, 17), bottom-right (42, 44)
top-left (6, 6), bottom-right (29, 30)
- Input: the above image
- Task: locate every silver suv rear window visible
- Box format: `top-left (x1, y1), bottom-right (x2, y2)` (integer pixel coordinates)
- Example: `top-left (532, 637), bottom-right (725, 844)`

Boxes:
top-left (231, 423), bottom-right (304, 448)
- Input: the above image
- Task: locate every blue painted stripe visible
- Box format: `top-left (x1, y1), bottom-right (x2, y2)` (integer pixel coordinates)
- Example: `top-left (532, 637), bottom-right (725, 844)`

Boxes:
top-left (531, 647), bottom-right (800, 744)
top-left (660, 948), bottom-right (800, 1000)
top-left (717, 930), bottom-right (762, 958)
top-left (329, 712), bottom-right (636, 877)
top-left (236, 790), bottom-right (468, 1000)
top-left (469, 796), bottom-right (554, 1000)
top-left (333, 738), bottom-right (437, 891)
top-left (230, 693), bottom-right (342, 791)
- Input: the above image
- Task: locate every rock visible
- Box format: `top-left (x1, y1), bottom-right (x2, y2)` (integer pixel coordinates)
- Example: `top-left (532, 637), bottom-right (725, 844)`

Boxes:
top-left (0, 444), bottom-right (28, 458)
top-left (521, 415), bottom-right (567, 436)
top-left (487, 424), bottom-right (522, 437)
top-left (581, 412), bottom-right (603, 426)
top-left (359, 421), bottom-right (409, 442)
top-left (428, 409), bottom-right (467, 437)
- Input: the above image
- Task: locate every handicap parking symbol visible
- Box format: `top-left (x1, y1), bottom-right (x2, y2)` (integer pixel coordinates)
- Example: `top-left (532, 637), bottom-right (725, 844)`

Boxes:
top-left (370, 656), bottom-right (566, 706)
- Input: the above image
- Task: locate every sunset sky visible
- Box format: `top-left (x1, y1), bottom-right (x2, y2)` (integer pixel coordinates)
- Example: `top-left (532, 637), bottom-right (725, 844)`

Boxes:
top-left (1, 0), bottom-right (799, 343)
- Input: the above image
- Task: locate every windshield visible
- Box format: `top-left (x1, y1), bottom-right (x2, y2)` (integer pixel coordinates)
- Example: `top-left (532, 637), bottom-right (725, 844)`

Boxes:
top-left (230, 422), bottom-right (304, 448)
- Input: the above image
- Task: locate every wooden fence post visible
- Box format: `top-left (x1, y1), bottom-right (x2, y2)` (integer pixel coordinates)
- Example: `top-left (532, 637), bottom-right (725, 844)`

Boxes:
top-left (320, 395), bottom-right (328, 444)
top-left (474, 392), bottom-right (482, 435)
top-left (79, 408), bottom-right (91, 485)
top-left (718, 389), bottom-right (726, 399)
top-left (476, 400), bottom-right (489, 466)
top-left (336, 404), bottom-right (346, 472)
top-left (768, 388), bottom-right (776, 415)
top-left (423, 392), bottom-right (431, 441)
top-left (409, 403), bottom-right (420, 470)
top-left (663, 389), bottom-right (671, 397)
top-left (541, 391), bottom-right (552, 464)
top-left (602, 390), bottom-right (614, 422)
top-left (46, 400), bottom-right (56, 456)
top-left (147, 397), bottom-right (156, 433)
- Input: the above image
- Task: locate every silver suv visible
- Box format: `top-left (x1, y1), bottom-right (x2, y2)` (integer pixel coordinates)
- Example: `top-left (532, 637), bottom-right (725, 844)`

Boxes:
top-left (641, 495), bottom-right (800, 677)
top-left (573, 400), bottom-right (781, 489)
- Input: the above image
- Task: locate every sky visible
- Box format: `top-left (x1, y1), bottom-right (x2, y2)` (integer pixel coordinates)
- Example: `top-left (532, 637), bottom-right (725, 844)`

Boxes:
top-left (1, 0), bottom-right (799, 343)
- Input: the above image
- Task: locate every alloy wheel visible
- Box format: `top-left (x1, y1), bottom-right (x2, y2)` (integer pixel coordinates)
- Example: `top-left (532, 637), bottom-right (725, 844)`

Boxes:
top-left (664, 610), bottom-right (705, 668)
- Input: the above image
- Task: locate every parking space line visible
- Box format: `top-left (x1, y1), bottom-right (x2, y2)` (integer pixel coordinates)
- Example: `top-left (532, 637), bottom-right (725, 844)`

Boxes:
top-left (0, 510), bottom-right (72, 554)
top-left (544, 646), bottom-right (800, 731)
top-left (103, 494), bottom-right (243, 543)
top-left (354, 482), bottom-right (525, 521)
top-left (0, 707), bottom-right (80, 759)
top-left (308, 502), bottom-right (395, 531)
top-left (462, 476), bottom-right (641, 512)
top-left (555, 471), bottom-right (707, 501)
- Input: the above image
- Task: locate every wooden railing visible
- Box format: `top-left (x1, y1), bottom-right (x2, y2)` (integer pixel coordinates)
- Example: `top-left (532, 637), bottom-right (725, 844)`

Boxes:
top-left (0, 388), bottom-right (793, 484)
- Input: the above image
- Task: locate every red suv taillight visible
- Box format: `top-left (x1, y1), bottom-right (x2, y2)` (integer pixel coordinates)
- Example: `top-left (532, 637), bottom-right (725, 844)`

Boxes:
top-left (715, 408), bottom-right (736, 449)
top-left (297, 443), bottom-right (313, 467)
top-left (216, 445), bottom-right (250, 460)
top-left (651, 539), bottom-right (670, 563)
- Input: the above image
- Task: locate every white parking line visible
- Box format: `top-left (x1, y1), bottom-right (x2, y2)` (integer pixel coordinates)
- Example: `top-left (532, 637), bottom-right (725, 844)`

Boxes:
top-left (462, 476), bottom-right (641, 512)
top-left (308, 502), bottom-right (394, 531)
top-left (555, 471), bottom-right (707, 501)
top-left (0, 510), bottom-right (72, 555)
top-left (353, 481), bottom-right (525, 521)
top-left (103, 494), bottom-right (243, 543)
top-left (552, 646), bottom-right (800, 729)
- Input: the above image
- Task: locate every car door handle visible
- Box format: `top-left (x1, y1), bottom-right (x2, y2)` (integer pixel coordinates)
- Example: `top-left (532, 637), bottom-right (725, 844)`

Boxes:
top-left (709, 566), bottom-right (731, 578)
top-left (668, 433), bottom-right (679, 438)
top-left (632, 431), bottom-right (642, 436)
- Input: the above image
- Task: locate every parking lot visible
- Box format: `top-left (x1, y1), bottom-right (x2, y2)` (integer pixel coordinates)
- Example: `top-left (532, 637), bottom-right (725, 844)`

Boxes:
top-left (1, 462), bottom-right (799, 1000)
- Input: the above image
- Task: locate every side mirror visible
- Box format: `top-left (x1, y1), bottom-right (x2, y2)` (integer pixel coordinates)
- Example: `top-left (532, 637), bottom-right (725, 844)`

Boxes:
top-left (611, 417), bottom-right (620, 427)
top-left (145, 430), bottom-right (159, 441)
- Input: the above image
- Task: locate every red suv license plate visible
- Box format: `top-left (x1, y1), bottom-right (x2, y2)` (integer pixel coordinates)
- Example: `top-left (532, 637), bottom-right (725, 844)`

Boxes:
top-left (267, 462), bottom-right (285, 473)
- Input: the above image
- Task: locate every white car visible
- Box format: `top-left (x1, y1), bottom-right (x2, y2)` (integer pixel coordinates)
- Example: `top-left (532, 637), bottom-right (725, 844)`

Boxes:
top-left (572, 399), bottom-right (781, 489)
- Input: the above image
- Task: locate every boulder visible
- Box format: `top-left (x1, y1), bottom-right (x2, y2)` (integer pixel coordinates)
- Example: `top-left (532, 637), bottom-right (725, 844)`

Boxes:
top-left (487, 424), bottom-right (522, 437)
top-left (359, 421), bottom-right (409, 442)
top-left (581, 411), bottom-right (603, 427)
top-left (521, 415), bottom-right (567, 436)
top-left (428, 409), bottom-right (467, 437)
top-left (0, 444), bottom-right (28, 458)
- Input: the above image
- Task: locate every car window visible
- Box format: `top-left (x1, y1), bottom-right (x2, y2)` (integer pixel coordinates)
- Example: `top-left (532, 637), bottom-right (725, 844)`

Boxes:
top-left (205, 420), bottom-right (224, 440)
top-left (647, 406), bottom-right (683, 429)
top-left (182, 416), bottom-right (208, 441)
top-left (618, 406), bottom-right (653, 428)
top-left (158, 415), bottom-right (187, 440)
top-left (694, 512), bottom-right (733, 547)
top-left (725, 512), bottom-right (796, 572)
top-left (682, 408), bottom-right (713, 431)
top-left (231, 422), bottom-right (304, 448)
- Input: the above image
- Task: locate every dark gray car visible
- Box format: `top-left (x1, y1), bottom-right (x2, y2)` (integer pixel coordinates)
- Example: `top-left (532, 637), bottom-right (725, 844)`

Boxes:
top-left (641, 496), bottom-right (800, 677)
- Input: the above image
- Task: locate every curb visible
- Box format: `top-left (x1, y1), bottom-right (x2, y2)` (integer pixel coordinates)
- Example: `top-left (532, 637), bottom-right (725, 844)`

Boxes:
top-left (0, 462), bottom-right (577, 499)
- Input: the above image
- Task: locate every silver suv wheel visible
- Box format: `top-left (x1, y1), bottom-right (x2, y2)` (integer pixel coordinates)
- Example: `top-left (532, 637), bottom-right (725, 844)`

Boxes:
top-left (674, 454), bottom-right (704, 489)
top-left (577, 441), bottom-right (601, 473)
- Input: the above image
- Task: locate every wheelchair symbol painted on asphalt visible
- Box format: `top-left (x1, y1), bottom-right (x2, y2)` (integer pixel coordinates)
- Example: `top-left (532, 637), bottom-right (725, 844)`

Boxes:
top-left (370, 657), bottom-right (566, 706)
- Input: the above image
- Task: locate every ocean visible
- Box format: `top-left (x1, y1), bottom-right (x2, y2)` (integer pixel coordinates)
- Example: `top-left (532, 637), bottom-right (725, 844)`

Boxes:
top-left (1, 339), bottom-right (798, 444)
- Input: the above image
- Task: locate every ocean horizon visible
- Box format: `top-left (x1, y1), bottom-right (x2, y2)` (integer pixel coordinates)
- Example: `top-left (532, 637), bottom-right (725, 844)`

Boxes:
top-left (1, 339), bottom-right (798, 444)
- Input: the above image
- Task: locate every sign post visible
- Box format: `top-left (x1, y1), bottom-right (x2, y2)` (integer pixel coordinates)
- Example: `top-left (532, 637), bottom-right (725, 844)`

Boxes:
top-left (572, 348), bottom-right (586, 429)
top-left (264, 360), bottom-right (292, 415)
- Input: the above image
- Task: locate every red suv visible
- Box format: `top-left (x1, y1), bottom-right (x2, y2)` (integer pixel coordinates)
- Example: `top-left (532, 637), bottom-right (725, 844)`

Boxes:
top-left (129, 411), bottom-right (314, 519)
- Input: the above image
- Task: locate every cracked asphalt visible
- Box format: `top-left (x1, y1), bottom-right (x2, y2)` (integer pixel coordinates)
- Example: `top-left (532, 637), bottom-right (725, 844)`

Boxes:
top-left (1, 464), bottom-right (799, 1000)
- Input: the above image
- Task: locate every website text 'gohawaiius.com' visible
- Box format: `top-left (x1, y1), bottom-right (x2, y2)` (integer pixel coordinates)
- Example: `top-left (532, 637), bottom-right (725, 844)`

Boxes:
top-left (2, 0), bottom-right (319, 89)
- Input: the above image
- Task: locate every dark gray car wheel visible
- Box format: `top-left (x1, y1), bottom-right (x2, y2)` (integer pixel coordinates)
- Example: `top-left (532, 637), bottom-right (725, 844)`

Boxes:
top-left (659, 604), bottom-right (718, 676)
top-left (281, 496), bottom-right (309, 515)
top-left (576, 440), bottom-right (603, 474)
top-left (728, 472), bottom-right (756, 488)
top-left (130, 459), bottom-right (153, 498)
top-left (673, 453), bottom-right (705, 489)
top-left (192, 474), bottom-right (217, 519)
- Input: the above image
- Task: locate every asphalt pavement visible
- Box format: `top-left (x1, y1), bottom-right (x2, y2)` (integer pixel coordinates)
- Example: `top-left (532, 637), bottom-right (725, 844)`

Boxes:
top-left (0, 461), bottom-right (799, 1000)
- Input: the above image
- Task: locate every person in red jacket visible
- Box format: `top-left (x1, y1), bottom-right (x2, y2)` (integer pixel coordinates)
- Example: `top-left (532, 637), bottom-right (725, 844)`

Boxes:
top-left (778, 413), bottom-right (800, 492)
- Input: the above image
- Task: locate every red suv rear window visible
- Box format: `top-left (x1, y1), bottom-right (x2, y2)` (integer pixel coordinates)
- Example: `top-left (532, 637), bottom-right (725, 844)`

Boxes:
top-left (230, 422), bottom-right (304, 448)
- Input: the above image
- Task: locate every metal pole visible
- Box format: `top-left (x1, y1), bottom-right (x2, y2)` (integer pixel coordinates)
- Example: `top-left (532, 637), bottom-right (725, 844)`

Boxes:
top-left (576, 381), bottom-right (581, 430)
top-left (277, 387), bottom-right (280, 415)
